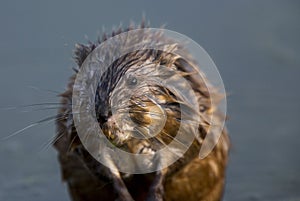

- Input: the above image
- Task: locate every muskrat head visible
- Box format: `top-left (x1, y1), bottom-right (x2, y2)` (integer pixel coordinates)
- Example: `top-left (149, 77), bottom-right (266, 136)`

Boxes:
top-left (95, 50), bottom-right (188, 153)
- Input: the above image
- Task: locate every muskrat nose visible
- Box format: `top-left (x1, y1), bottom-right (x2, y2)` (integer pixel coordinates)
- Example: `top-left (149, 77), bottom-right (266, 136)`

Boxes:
top-left (102, 116), bottom-right (108, 123)
top-left (96, 105), bottom-right (111, 123)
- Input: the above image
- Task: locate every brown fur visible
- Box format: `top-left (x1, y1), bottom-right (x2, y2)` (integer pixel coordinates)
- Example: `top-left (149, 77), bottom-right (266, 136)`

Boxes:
top-left (54, 21), bottom-right (229, 201)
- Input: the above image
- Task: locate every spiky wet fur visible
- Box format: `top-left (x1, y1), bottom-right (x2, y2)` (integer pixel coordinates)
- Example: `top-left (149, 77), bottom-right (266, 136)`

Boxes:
top-left (53, 20), bottom-right (230, 201)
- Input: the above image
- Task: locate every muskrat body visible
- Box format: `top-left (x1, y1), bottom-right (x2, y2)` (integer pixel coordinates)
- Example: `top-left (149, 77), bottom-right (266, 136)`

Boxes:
top-left (54, 22), bottom-right (229, 201)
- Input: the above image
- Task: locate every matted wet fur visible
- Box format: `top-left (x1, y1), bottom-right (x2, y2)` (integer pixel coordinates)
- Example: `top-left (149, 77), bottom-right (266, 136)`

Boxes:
top-left (53, 20), bottom-right (230, 201)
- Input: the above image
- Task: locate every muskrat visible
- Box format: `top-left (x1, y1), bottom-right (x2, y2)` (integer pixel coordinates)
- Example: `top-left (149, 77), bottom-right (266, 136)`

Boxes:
top-left (53, 21), bottom-right (230, 201)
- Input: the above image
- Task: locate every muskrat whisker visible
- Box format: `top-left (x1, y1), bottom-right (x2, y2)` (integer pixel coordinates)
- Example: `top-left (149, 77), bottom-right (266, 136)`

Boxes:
top-left (166, 115), bottom-right (211, 128)
top-left (2, 123), bottom-right (40, 141)
top-left (82, 128), bottom-right (94, 147)
top-left (39, 128), bottom-right (66, 152)
top-left (181, 118), bottom-right (210, 126)
top-left (27, 85), bottom-right (61, 95)
top-left (112, 106), bottom-right (209, 129)
top-left (177, 102), bottom-right (207, 118)
top-left (30, 107), bottom-right (63, 111)
top-left (19, 107), bottom-right (64, 113)
top-left (0, 102), bottom-right (64, 111)
top-left (24, 102), bottom-right (63, 106)
top-left (114, 108), bottom-right (165, 117)
top-left (67, 135), bottom-right (79, 153)
top-left (130, 110), bottom-right (164, 118)
top-left (2, 114), bottom-right (65, 141)
top-left (153, 135), bottom-right (183, 158)
top-left (160, 130), bottom-right (190, 150)
top-left (133, 127), bottom-right (152, 144)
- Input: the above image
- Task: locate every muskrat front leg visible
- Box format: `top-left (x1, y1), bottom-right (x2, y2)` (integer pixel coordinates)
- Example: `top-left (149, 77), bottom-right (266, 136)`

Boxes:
top-left (146, 169), bottom-right (167, 201)
top-left (100, 153), bottom-right (134, 201)
top-left (110, 170), bottom-right (134, 201)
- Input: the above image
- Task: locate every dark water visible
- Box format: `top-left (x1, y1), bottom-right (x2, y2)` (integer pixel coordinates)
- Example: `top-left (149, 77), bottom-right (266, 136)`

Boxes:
top-left (0, 1), bottom-right (299, 201)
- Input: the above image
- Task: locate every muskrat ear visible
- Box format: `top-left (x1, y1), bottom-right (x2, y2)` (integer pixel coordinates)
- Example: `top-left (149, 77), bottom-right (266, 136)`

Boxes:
top-left (73, 43), bottom-right (95, 67)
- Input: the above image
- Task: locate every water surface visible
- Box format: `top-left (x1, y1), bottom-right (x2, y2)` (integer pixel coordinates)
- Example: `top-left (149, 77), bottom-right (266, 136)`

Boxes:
top-left (0, 1), bottom-right (299, 200)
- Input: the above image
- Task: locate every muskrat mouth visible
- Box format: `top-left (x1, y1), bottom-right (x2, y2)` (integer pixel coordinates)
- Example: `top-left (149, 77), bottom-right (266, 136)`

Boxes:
top-left (138, 145), bottom-right (155, 155)
top-left (102, 115), bottom-right (158, 158)
top-left (101, 116), bottom-right (132, 146)
top-left (100, 85), bottom-right (169, 149)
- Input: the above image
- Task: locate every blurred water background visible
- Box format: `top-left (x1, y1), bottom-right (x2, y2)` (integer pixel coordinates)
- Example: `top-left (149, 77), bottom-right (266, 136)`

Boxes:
top-left (0, 1), bottom-right (299, 200)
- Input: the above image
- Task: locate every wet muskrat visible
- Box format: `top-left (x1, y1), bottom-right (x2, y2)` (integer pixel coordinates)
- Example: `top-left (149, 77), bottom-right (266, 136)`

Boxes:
top-left (54, 21), bottom-right (229, 201)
